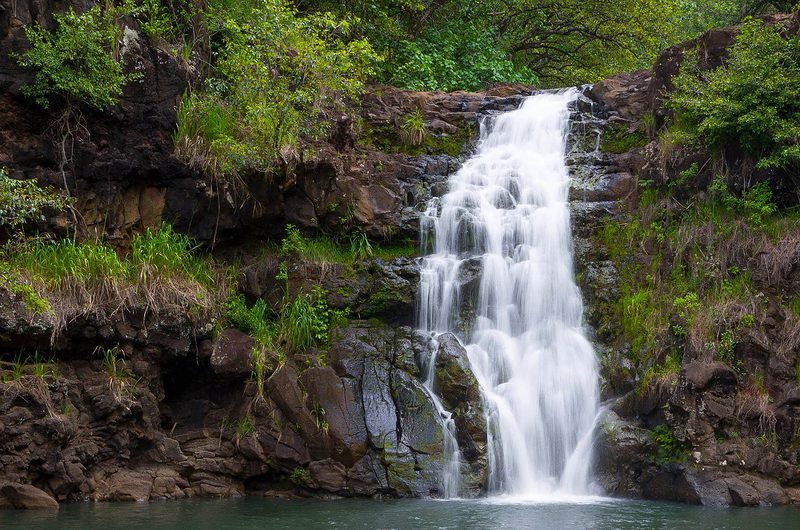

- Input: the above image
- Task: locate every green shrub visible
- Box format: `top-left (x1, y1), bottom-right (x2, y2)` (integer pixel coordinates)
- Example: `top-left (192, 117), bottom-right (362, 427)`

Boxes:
top-left (668, 18), bottom-right (800, 170)
top-left (15, 5), bottom-right (140, 110)
top-left (280, 287), bottom-right (348, 352)
top-left (289, 467), bottom-right (311, 486)
top-left (382, 18), bottom-right (535, 91)
top-left (279, 224), bottom-right (307, 257)
top-left (0, 168), bottom-right (69, 230)
top-left (400, 110), bottom-right (426, 146)
top-left (137, 0), bottom-right (173, 41)
top-left (349, 232), bottom-right (374, 261)
top-left (708, 175), bottom-right (776, 226)
top-left (651, 424), bottom-right (689, 464)
top-left (176, 0), bottom-right (379, 175)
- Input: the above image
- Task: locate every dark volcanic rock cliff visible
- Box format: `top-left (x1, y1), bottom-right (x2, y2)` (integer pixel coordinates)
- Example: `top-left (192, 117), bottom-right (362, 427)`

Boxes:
top-left (577, 12), bottom-right (800, 507)
top-left (1, 0), bottom-right (799, 509)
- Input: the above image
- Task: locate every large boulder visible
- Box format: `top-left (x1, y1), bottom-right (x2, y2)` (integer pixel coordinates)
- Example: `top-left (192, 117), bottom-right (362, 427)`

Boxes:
top-left (0, 483), bottom-right (58, 509)
top-left (210, 329), bottom-right (254, 377)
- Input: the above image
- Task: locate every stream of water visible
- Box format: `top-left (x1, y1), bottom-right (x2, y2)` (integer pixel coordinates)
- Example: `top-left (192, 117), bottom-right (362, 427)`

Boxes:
top-left (419, 89), bottom-right (599, 497)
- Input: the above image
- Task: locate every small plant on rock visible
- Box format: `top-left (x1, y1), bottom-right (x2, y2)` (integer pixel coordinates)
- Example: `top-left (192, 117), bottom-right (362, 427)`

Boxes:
top-left (290, 467), bottom-right (311, 487)
top-left (97, 345), bottom-right (134, 400)
top-left (235, 417), bottom-right (256, 439)
top-left (400, 109), bottom-right (426, 146)
top-left (652, 424), bottom-right (689, 465)
top-left (311, 402), bottom-right (329, 436)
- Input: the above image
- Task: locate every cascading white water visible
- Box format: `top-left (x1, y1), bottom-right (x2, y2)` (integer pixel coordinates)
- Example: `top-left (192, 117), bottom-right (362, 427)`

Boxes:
top-left (419, 89), bottom-right (599, 498)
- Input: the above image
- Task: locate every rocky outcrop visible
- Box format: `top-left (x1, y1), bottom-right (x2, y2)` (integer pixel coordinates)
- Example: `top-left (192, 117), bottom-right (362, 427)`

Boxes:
top-left (0, 0), bottom-right (533, 247)
top-left (0, 484), bottom-right (59, 509)
top-left (0, 288), bottom-right (485, 503)
top-left (578, 15), bottom-right (800, 507)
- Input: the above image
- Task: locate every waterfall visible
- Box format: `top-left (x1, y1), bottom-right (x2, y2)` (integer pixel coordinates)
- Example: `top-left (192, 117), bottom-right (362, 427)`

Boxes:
top-left (418, 89), bottom-right (599, 498)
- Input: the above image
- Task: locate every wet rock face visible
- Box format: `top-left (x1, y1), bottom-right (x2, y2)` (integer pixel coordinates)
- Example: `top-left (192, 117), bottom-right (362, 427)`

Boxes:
top-left (0, 292), bottom-right (476, 503)
top-left (433, 333), bottom-right (487, 494)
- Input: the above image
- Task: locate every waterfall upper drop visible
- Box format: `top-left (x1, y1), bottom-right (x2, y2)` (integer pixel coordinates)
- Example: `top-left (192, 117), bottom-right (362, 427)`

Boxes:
top-left (418, 89), bottom-right (599, 498)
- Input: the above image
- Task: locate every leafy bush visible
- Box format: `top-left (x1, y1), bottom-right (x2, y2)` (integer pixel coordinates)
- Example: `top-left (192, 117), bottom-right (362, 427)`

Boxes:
top-left (289, 467), bottom-right (311, 486)
top-left (384, 20), bottom-right (536, 91)
top-left (176, 0), bottom-right (379, 175)
top-left (669, 18), bottom-right (800, 170)
top-left (0, 168), bottom-right (69, 230)
top-left (709, 176), bottom-right (777, 226)
top-left (349, 232), bottom-right (374, 261)
top-left (15, 5), bottom-right (140, 110)
top-left (651, 424), bottom-right (689, 464)
top-left (279, 287), bottom-right (348, 352)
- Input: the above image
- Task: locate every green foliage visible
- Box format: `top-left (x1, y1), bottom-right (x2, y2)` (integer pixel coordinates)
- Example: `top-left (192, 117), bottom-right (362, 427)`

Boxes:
top-left (280, 287), bottom-right (348, 352)
top-left (2, 225), bottom-right (221, 338)
top-left (138, 0), bottom-right (173, 41)
top-left (789, 296), bottom-right (800, 319)
top-left (349, 232), bottom-right (374, 261)
top-left (280, 224), bottom-right (308, 257)
top-left (224, 285), bottom-right (346, 396)
top-left (651, 424), bottom-right (689, 464)
top-left (7, 224), bottom-right (212, 292)
top-left (235, 417), bottom-right (256, 438)
top-left (601, 122), bottom-right (649, 154)
top-left (131, 224), bottom-right (213, 286)
top-left (278, 224), bottom-right (413, 265)
top-left (715, 329), bottom-right (741, 372)
top-left (673, 292), bottom-right (700, 321)
top-left (10, 237), bottom-right (128, 289)
top-left (289, 467), bottom-right (311, 487)
top-left (669, 19), bottom-right (800, 170)
top-left (672, 1), bottom-right (796, 42)
top-left (638, 352), bottom-right (682, 396)
top-left (96, 345), bottom-right (136, 398)
top-left (679, 162), bottom-right (699, 180)
top-left (314, 0), bottom-right (676, 88)
top-left (384, 18), bottom-right (536, 91)
top-left (225, 295), bottom-right (271, 338)
top-left (0, 352), bottom-right (58, 382)
top-left (15, 5), bottom-right (140, 110)
top-left (1, 271), bottom-right (51, 314)
top-left (177, 0), bottom-right (379, 175)
top-left (708, 176), bottom-right (777, 227)
top-left (0, 168), bottom-right (69, 231)
top-left (400, 110), bottom-right (426, 146)
top-left (599, 169), bottom-right (796, 381)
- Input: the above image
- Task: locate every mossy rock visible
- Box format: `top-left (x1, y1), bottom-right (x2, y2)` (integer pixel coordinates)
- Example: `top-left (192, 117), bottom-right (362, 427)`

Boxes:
top-left (601, 121), bottom-right (648, 154)
top-left (361, 122), bottom-right (477, 157)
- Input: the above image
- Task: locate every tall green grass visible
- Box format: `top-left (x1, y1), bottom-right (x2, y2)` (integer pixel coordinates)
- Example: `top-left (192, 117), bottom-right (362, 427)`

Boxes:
top-left (225, 287), bottom-right (348, 397)
top-left (277, 224), bottom-right (416, 265)
top-left (131, 223), bottom-right (213, 285)
top-left (11, 237), bottom-right (128, 288)
top-left (3, 224), bottom-right (223, 340)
